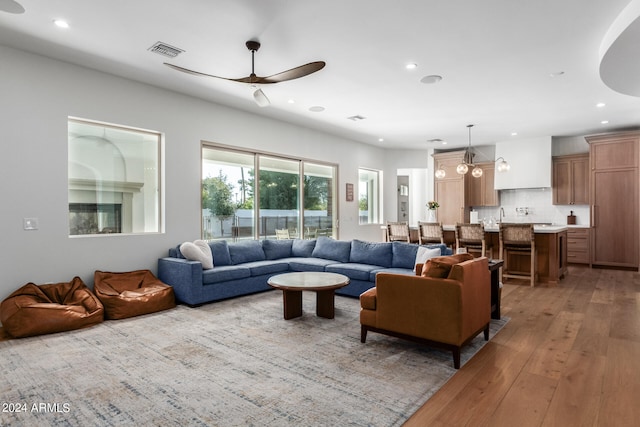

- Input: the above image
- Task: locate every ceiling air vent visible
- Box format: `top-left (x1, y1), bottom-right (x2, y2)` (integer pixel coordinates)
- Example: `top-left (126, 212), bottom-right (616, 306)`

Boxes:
top-left (148, 42), bottom-right (185, 58)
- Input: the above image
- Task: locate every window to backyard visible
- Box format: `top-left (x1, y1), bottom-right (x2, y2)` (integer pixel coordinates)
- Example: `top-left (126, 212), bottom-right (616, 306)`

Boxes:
top-left (202, 144), bottom-right (337, 241)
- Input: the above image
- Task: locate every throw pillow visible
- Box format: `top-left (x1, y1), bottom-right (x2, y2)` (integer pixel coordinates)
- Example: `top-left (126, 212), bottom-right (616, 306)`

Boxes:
top-left (421, 253), bottom-right (474, 278)
top-left (414, 247), bottom-right (441, 273)
top-left (180, 240), bottom-right (214, 270)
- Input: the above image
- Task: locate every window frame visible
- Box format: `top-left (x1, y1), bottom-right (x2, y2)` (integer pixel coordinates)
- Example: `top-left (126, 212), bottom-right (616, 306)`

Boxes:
top-left (201, 142), bottom-right (338, 241)
top-left (358, 167), bottom-right (382, 225)
top-left (67, 117), bottom-right (163, 237)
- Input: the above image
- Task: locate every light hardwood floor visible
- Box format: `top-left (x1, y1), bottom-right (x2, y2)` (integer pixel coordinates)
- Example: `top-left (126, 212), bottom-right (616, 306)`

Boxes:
top-left (404, 265), bottom-right (640, 427)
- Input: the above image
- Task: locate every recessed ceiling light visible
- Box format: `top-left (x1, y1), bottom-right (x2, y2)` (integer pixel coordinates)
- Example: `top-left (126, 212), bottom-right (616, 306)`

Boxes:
top-left (287, 99), bottom-right (295, 104)
top-left (378, 138), bottom-right (384, 142)
top-left (596, 102), bottom-right (606, 108)
top-left (406, 63), bottom-right (418, 70)
top-left (54, 19), bottom-right (69, 28)
top-left (420, 75), bottom-right (443, 84)
top-left (309, 106), bottom-right (325, 112)
top-left (601, 120), bottom-right (609, 124)
top-left (511, 132), bottom-right (518, 136)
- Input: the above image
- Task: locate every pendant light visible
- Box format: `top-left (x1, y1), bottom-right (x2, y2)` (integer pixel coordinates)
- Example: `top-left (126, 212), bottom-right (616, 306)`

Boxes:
top-left (456, 124), bottom-right (483, 178)
top-left (434, 124), bottom-right (510, 179)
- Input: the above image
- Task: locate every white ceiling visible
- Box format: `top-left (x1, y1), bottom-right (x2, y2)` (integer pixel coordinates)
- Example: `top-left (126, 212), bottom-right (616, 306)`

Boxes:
top-left (1, 0), bottom-right (639, 149)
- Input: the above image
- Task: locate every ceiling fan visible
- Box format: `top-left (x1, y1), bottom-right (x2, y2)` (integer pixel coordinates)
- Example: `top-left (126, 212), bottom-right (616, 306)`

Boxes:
top-left (165, 40), bottom-right (325, 107)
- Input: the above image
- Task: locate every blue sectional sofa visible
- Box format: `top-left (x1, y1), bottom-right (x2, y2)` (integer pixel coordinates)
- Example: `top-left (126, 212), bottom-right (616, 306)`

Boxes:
top-left (157, 236), bottom-right (451, 306)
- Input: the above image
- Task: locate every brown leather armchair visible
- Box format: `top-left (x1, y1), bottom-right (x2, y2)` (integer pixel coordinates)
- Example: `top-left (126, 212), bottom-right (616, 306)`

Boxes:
top-left (0, 277), bottom-right (104, 338)
top-left (360, 256), bottom-right (491, 368)
top-left (94, 269), bottom-right (176, 320)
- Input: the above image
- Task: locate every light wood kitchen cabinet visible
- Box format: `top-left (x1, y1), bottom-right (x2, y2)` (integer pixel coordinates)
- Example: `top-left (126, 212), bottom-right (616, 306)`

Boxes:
top-left (433, 151), bottom-right (469, 225)
top-left (567, 227), bottom-right (591, 265)
top-left (586, 131), bottom-right (640, 269)
top-left (466, 162), bottom-right (499, 207)
top-left (552, 153), bottom-right (589, 205)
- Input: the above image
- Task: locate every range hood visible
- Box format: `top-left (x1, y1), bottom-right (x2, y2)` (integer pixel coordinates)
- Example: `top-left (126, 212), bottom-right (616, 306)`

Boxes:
top-left (494, 136), bottom-right (552, 189)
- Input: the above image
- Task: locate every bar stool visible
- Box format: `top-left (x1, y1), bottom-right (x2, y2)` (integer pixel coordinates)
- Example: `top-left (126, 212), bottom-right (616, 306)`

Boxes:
top-left (455, 223), bottom-right (490, 257)
top-left (499, 223), bottom-right (537, 287)
top-left (386, 221), bottom-right (411, 242)
top-left (417, 221), bottom-right (444, 245)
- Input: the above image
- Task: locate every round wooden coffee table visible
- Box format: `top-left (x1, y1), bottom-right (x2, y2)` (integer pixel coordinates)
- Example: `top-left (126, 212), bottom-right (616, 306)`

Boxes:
top-left (267, 272), bottom-right (350, 319)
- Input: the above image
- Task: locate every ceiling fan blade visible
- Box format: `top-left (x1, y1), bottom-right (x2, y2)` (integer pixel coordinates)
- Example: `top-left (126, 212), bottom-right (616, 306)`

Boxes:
top-left (255, 61), bottom-right (326, 84)
top-left (164, 62), bottom-right (232, 81)
top-left (0, 0), bottom-right (25, 13)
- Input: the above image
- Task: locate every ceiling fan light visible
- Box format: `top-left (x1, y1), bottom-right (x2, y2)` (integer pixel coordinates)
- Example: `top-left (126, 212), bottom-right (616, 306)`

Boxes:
top-left (435, 168), bottom-right (446, 179)
top-left (253, 88), bottom-right (270, 107)
top-left (471, 166), bottom-right (483, 178)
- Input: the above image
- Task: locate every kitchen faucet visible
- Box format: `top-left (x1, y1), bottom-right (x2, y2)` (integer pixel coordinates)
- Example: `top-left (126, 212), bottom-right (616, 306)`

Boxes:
top-left (499, 207), bottom-right (505, 223)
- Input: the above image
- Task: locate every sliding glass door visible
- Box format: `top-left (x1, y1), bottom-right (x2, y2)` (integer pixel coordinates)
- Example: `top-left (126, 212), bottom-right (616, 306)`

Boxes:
top-left (258, 156), bottom-right (300, 239)
top-left (201, 144), bottom-right (337, 241)
top-left (202, 148), bottom-right (255, 240)
top-left (303, 162), bottom-right (335, 239)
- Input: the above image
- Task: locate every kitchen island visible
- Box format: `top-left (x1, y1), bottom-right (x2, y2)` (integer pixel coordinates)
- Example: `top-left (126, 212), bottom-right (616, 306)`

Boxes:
top-left (442, 224), bottom-right (568, 284)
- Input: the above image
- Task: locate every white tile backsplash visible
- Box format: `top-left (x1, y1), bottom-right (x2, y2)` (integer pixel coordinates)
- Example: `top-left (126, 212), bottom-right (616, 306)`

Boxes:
top-left (472, 188), bottom-right (590, 226)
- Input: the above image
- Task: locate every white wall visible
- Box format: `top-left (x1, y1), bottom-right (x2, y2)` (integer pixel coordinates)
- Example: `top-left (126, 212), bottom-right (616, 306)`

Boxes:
top-left (0, 45), bottom-right (389, 302)
top-left (383, 149), bottom-right (434, 226)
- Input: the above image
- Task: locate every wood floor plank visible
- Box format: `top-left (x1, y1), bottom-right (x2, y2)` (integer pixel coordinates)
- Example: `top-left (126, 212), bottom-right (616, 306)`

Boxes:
top-left (525, 311), bottom-right (584, 380)
top-left (571, 301), bottom-right (612, 357)
top-left (541, 350), bottom-right (606, 427)
top-left (597, 337), bottom-right (640, 425)
top-left (488, 372), bottom-right (557, 427)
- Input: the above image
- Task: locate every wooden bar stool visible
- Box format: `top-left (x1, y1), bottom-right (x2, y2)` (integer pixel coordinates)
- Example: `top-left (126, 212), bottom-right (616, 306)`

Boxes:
top-left (455, 223), bottom-right (490, 257)
top-left (386, 221), bottom-right (411, 242)
top-left (499, 223), bottom-right (537, 287)
top-left (417, 221), bottom-right (444, 245)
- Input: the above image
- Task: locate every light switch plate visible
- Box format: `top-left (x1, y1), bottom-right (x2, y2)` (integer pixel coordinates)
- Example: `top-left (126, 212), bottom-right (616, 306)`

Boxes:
top-left (23, 217), bottom-right (39, 230)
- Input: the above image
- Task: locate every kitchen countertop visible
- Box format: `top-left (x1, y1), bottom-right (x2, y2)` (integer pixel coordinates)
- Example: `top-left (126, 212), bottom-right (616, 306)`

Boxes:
top-left (442, 224), bottom-right (570, 233)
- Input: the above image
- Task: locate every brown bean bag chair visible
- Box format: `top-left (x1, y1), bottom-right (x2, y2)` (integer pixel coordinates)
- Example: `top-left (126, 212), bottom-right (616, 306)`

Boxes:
top-left (93, 270), bottom-right (176, 320)
top-left (0, 277), bottom-right (104, 338)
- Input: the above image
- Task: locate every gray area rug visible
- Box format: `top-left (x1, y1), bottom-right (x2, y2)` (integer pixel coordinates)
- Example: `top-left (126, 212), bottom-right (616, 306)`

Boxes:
top-left (0, 291), bottom-right (507, 426)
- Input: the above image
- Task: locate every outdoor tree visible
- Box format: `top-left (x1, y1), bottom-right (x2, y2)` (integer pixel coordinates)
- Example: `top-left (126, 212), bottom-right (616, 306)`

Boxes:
top-left (202, 171), bottom-right (236, 236)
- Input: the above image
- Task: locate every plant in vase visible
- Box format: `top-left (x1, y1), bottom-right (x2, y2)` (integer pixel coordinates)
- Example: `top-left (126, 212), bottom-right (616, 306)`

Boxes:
top-left (427, 201), bottom-right (439, 222)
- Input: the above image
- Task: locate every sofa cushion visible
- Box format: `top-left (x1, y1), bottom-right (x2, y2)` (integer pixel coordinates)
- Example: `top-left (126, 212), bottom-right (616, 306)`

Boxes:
top-left (287, 257), bottom-right (336, 272)
top-left (242, 260), bottom-right (290, 276)
top-left (350, 240), bottom-right (392, 268)
top-left (391, 241), bottom-right (419, 269)
top-left (391, 242), bottom-right (449, 269)
top-left (414, 246), bottom-right (442, 272)
top-left (179, 240), bottom-right (214, 269)
top-left (228, 240), bottom-right (266, 265)
top-left (325, 263), bottom-right (380, 281)
top-left (262, 239), bottom-right (293, 260)
top-left (421, 253), bottom-right (475, 278)
top-left (292, 239), bottom-right (316, 257)
top-left (202, 266), bottom-right (251, 285)
top-left (208, 240), bottom-right (232, 266)
top-left (312, 237), bottom-right (351, 263)
top-left (169, 244), bottom-right (184, 259)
